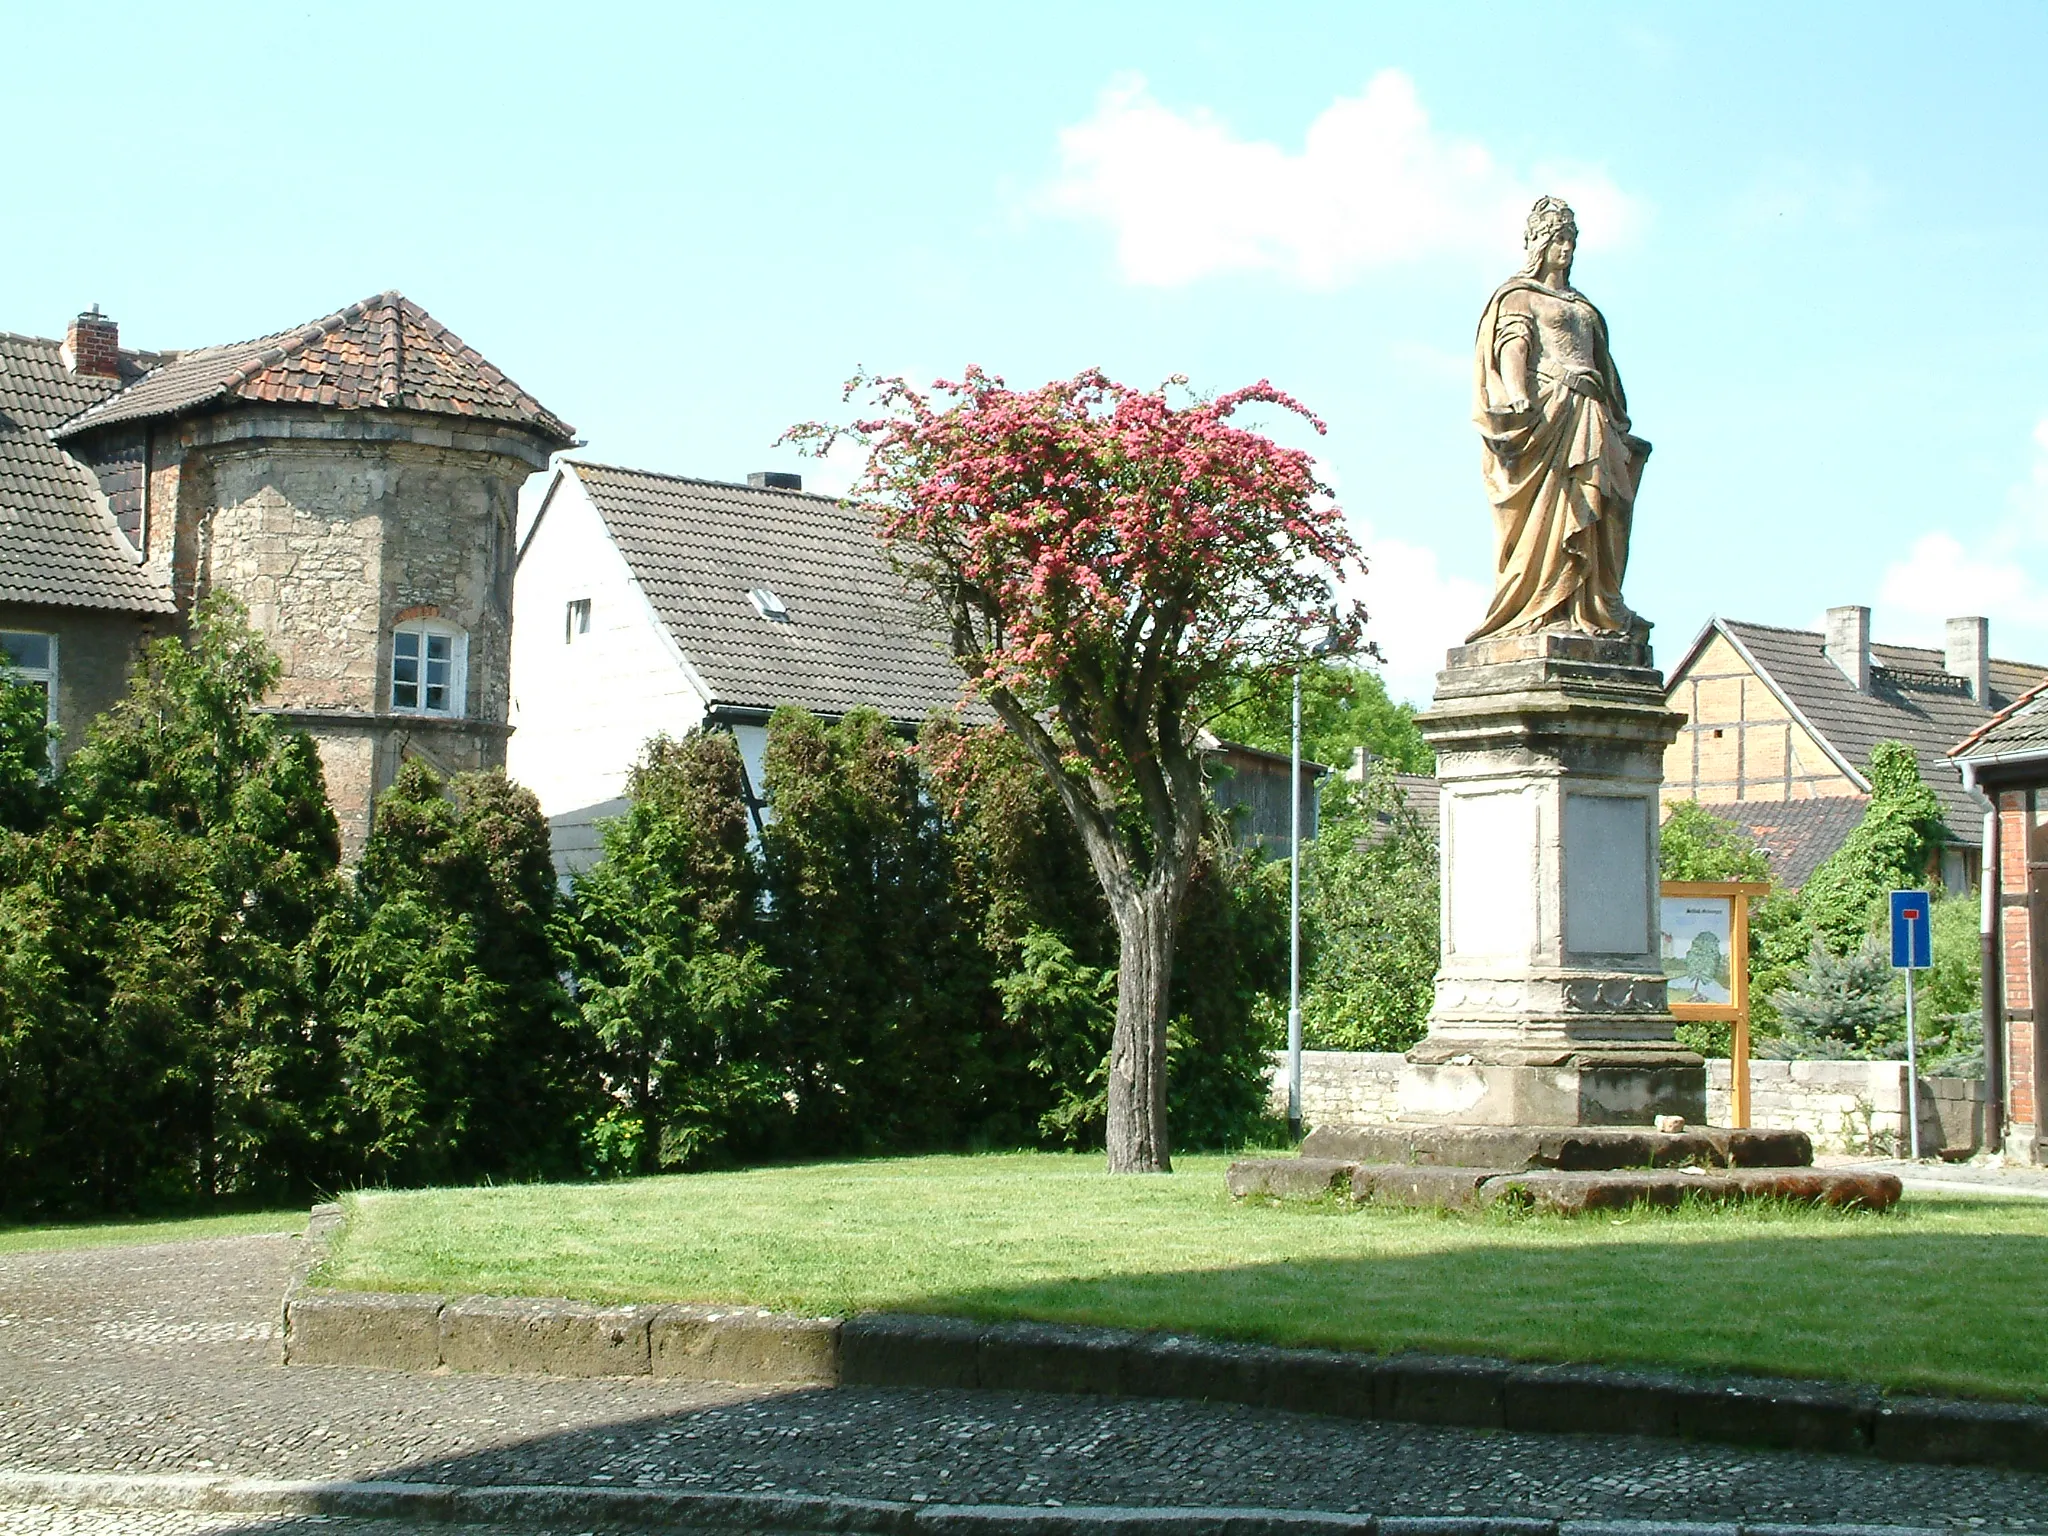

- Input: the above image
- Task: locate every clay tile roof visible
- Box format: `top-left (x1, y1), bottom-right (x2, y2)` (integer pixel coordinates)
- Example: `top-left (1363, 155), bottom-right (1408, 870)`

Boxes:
top-left (1692, 796), bottom-right (1871, 889)
top-left (0, 331), bottom-right (176, 614)
top-left (56, 292), bottom-right (574, 446)
top-left (560, 461), bottom-right (975, 727)
top-left (1713, 619), bottom-right (2048, 844)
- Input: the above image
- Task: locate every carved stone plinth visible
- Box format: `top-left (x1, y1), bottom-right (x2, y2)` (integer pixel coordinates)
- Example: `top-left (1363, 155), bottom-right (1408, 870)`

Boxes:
top-left (1404, 629), bottom-right (1700, 1126)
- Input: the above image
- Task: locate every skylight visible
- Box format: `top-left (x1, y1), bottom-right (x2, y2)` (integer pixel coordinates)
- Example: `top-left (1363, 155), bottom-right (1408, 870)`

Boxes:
top-left (748, 587), bottom-right (791, 622)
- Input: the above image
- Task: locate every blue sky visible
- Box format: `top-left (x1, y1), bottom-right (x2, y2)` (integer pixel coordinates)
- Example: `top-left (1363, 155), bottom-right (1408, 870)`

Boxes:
top-left (8, 2), bottom-right (2048, 704)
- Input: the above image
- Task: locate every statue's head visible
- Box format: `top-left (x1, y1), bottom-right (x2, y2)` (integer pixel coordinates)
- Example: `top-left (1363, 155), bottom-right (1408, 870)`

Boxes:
top-left (1521, 196), bottom-right (1577, 278)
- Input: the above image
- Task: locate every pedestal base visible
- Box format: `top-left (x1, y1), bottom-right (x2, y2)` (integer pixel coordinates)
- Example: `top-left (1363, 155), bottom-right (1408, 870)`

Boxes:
top-left (1400, 1043), bottom-right (1705, 1128)
top-left (1413, 628), bottom-right (1690, 1128)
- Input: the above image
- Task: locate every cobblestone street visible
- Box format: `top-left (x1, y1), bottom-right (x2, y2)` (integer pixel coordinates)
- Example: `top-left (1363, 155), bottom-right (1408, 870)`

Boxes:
top-left (4, 1231), bottom-right (2047, 1532)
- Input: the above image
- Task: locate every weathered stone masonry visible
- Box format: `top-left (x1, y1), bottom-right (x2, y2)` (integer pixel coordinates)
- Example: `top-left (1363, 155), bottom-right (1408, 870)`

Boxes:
top-left (49, 293), bottom-right (574, 859)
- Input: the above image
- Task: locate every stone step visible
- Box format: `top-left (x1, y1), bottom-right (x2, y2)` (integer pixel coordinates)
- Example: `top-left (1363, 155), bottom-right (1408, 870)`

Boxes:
top-left (1300, 1122), bottom-right (1812, 1172)
top-left (1226, 1157), bottom-right (1900, 1213)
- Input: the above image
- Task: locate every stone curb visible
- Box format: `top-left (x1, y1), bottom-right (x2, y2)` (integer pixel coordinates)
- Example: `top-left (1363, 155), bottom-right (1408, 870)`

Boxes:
top-left (280, 1208), bottom-right (2048, 1474)
top-left (0, 1471), bottom-right (2009, 1536)
top-left (284, 1287), bottom-right (843, 1384)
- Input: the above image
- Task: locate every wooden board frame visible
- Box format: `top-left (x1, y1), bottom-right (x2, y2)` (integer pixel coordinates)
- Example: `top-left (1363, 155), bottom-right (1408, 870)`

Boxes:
top-left (1661, 879), bottom-right (1771, 1127)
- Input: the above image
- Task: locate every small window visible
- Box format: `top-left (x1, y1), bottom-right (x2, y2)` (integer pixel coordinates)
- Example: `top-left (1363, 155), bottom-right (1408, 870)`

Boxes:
top-left (566, 598), bottom-right (591, 643)
top-left (0, 630), bottom-right (57, 728)
top-left (748, 587), bottom-right (790, 622)
top-left (390, 619), bottom-right (467, 717)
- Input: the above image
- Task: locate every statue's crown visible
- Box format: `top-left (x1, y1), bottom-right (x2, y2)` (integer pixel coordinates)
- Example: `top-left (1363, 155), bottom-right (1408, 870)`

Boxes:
top-left (1524, 196), bottom-right (1577, 249)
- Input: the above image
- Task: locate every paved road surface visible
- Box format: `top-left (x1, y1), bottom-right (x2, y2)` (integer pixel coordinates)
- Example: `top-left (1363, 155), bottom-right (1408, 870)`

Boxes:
top-left (2, 1230), bottom-right (2046, 1532)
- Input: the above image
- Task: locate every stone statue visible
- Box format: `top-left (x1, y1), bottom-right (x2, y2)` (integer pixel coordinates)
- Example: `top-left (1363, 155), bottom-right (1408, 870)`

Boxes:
top-left (1468, 197), bottom-right (1650, 642)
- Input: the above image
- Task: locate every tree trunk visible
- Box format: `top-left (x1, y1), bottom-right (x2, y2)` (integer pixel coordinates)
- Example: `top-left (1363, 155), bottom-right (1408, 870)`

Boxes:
top-left (1106, 881), bottom-right (1177, 1173)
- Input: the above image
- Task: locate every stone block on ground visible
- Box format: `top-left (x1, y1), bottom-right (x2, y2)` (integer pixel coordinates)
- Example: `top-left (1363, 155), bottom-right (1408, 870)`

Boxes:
top-left (1302, 1123), bottom-right (1799, 1172)
top-left (978, 1321), bottom-right (1133, 1396)
top-left (1123, 1333), bottom-right (1287, 1407)
top-left (1350, 1163), bottom-right (1508, 1209)
top-left (1373, 1353), bottom-right (1507, 1429)
top-left (837, 1312), bottom-right (985, 1389)
top-left (1669, 1375), bottom-right (1876, 1456)
top-left (1504, 1362), bottom-right (1684, 1440)
top-left (1875, 1395), bottom-right (2048, 1470)
top-left (650, 1305), bottom-right (841, 1384)
top-left (1478, 1167), bottom-right (1901, 1214)
top-left (283, 1290), bottom-right (445, 1370)
top-left (436, 1295), bottom-right (655, 1377)
top-left (1715, 1127), bottom-right (1814, 1167)
top-left (1725, 1167), bottom-right (1901, 1209)
top-left (1225, 1157), bottom-right (1357, 1200)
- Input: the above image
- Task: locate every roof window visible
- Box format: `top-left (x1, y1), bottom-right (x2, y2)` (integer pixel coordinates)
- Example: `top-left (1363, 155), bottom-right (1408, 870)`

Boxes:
top-left (748, 587), bottom-right (791, 622)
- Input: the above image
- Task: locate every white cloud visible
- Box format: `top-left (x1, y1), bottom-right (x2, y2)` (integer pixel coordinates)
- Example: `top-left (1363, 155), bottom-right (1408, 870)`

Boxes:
top-left (1043, 70), bottom-right (1642, 288)
top-left (1874, 416), bottom-right (2048, 656)
top-left (1342, 518), bottom-right (1487, 707)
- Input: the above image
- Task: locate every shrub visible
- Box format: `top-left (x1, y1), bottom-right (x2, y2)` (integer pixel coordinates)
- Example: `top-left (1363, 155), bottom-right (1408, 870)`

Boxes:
top-left (1800, 742), bottom-right (1948, 954)
top-left (760, 707), bottom-right (993, 1154)
top-left (325, 762), bottom-right (592, 1186)
top-left (1299, 767), bottom-right (1438, 1052)
top-left (1766, 938), bottom-right (1901, 1058)
top-left (0, 597), bottom-right (343, 1215)
top-left (562, 732), bottom-right (782, 1172)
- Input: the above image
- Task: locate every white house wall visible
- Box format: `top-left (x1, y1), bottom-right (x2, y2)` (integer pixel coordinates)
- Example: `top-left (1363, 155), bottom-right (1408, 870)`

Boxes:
top-left (509, 468), bottom-right (709, 874)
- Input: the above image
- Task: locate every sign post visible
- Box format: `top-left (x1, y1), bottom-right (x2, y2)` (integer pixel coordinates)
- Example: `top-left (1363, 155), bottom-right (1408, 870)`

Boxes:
top-left (1890, 890), bottom-right (1933, 1159)
top-left (1661, 880), bottom-right (1770, 1126)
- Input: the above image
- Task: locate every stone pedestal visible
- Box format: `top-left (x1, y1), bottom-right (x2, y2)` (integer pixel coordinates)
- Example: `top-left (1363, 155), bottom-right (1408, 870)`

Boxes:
top-left (1403, 629), bottom-right (1701, 1126)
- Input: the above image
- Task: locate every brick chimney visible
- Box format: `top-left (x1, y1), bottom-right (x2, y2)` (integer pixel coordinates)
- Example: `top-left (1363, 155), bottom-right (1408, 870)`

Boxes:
top-left (64, 306), bottom-right (120, 377)
top-left (1945, 615), bottom-right (1991, 704)
top-left (1824, 604), bottom-right (1870, 692)
top-left (747, 471), bottom-right (802, 491)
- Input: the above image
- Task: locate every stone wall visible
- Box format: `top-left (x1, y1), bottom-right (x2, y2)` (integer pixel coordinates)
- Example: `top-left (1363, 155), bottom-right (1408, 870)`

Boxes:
top-left (1265, 1051), bottom-right (1407, 1128)
top-left (153, 409), bottom-right (551, 859)
top-left (0, 600), bottom-right (155, 765)
top-left (1707, 1059), bottom-right (1984, 1159)
top-left (1269, 1050), bottom-right (1986, 1157)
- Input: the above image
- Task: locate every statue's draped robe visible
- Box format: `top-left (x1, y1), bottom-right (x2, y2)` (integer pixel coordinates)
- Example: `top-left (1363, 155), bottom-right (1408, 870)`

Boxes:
top-left (1468, 278), bottom-right (1650, 641)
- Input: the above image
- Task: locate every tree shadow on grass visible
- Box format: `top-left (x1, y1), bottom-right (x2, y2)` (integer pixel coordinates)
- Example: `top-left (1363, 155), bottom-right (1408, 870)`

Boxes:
top-left (903, 1214), bottom-right (2048, 1401)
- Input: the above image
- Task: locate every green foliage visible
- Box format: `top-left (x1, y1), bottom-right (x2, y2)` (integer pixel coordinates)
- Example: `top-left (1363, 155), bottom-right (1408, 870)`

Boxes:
top-left (0, 597), bottom-right (344, 1216)
top-left (1921, 891), bottom-right (1985, 1076)
top-left (761, 707), bottom-right (996, 1154)
top-left (1767, 938), bottom-right (1901, 1059)
top-left (1800, 742), bottom-right (1949, 955)
top-left (0, 675), bottom-right (55, 834)
top-left (1298, 767), bottom-right (1439, 1052)
top-left (1207, 658), bottom-right (1433, 774)
top-left (1166, 839), bottom-right (1289, 1148)
top-left (561, 733), bottom-right (782, 1172)
top-left (1658, 801), bottom-right (1772, 884)
top-left (325, 762), bottom-right (592, 1186)
top-left (999, 926), bottom-right (1115, 1146)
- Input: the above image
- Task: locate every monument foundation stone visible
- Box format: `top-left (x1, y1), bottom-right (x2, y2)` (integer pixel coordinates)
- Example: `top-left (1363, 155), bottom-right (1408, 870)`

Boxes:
top-left (1402, 627), bottom-right (1700, 1127)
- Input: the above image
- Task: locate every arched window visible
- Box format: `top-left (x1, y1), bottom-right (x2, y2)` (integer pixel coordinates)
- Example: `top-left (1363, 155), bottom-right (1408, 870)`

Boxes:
top-left (390, 619), bottom-right (467, 718)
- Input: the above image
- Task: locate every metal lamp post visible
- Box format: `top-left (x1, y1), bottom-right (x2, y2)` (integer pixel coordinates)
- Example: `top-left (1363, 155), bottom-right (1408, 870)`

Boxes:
top-left (1288, 629), bottom-right (1338, 1142)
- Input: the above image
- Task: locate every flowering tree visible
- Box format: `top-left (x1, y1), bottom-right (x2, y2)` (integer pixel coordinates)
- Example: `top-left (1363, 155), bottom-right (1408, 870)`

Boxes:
top-left (792, 368), bottom-right (1361, 1172)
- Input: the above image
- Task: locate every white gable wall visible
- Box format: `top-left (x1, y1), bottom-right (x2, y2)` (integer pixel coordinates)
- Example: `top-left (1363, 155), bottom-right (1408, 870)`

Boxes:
top-left (509, 467), bottom-right (711, 874)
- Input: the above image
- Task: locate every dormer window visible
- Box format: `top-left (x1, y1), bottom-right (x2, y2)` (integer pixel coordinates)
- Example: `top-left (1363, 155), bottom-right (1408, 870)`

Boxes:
top-left (391, 619), bottom-right (467, 717)
top-left (748, 587), bottom-right (790, 622)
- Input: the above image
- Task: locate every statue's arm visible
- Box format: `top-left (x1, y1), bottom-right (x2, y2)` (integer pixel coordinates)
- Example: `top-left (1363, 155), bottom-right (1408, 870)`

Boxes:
top-left (1493, 299), bottom-right (1536, 414)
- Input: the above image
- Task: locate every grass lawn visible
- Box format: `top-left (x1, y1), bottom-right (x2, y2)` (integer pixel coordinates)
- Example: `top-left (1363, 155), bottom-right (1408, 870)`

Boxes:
top-left (0, 1208), bottom-right (306, 1256)
top-left (320, 1151), bottom-right (2048, 1402)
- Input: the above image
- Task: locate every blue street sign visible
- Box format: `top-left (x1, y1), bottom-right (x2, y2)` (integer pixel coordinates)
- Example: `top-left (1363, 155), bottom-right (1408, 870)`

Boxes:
top-left (1890, 890), bottom-right (1933, 970)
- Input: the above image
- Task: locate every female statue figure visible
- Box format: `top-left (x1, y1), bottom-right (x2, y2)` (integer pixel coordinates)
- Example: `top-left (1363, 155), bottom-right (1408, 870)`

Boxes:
top-left (1468, 197), bottom-right (1650, 641)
